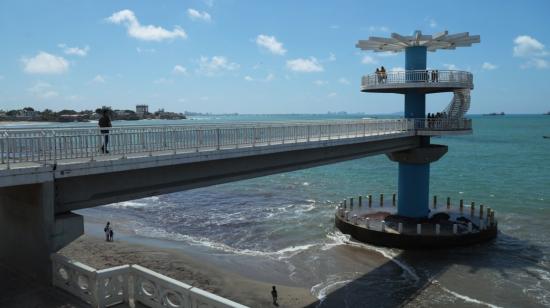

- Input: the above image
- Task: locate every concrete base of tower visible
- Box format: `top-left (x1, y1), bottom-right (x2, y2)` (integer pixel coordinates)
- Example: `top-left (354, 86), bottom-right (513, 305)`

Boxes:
top-left (334, 211), bottom-right (498, 249)
top-left (386, 144), bottom-right (448, 164)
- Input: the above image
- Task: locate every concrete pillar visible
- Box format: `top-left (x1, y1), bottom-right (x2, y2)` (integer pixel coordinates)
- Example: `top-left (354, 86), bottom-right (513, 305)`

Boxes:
top-left (0, 182), bottom-right (83, 284)
top-left (395, 46), bottom-right (432, 218)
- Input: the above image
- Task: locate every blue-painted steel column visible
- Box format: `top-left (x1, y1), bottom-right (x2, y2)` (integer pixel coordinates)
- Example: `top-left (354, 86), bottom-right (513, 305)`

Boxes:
top-left (398, 46), bottom-right (430, 217)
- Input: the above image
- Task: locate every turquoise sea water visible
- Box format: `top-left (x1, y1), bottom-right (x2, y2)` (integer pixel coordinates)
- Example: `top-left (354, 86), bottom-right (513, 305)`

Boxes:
top-left (52, 114), bottom-right (550, 307)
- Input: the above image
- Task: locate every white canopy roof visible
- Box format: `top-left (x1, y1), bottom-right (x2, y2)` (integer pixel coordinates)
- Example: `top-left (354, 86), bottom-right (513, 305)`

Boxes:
top-left (356, 30), bottom-right (480, 53)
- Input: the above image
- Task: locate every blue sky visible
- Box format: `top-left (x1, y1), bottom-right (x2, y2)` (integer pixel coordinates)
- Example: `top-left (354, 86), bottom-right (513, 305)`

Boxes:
top-left (1, 0), bottom-right (549, 114)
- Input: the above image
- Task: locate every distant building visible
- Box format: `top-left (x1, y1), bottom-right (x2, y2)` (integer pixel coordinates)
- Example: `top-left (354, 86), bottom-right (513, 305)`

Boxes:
top-left (136, 104), bottom-right (149, 116)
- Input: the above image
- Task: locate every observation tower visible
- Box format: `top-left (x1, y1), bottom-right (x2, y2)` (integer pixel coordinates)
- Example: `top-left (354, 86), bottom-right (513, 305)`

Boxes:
top-left (335, 31), bottom-right (498, 248)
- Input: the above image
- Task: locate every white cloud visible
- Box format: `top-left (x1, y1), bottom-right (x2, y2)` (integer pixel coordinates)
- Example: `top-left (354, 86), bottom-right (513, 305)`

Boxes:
top-left (513, 35), bottom-right (548, 57)
top-left (92, 75), bottom-right (106, 83)
top-left (328, 92), bottom-right (337, 97)
top-left (338, 77), bottom-right (350, 84)
top-left (328, 53), bottom-right (336, 61)
top-left (244, 76), bottom-right (253, 81)
top-left (106, 10), bottom-right (187, 41)
top-left (136, 47), bottom-right (156, 54)
top-left (256, 34), bottom-right (286, 55)
top-left (313, 80), bottom-right (328, 86)
top-left (368, 26), bottom-right (390, 33)
top-left (154, 78), bottom-right (174, 84)
top-left (21, 52), bottom-right (69, 74)
top-left (173, 65), bottom-right (187, 74)
top-left (520, 58), bottom-right (549, 69)
top-left (361, 55), bottom-right (378, 65)
top-left (286, 57), bottom-right (323, 72)
top-left (187, 9), bottom-right (211, 22)
top-left (513, 35), bottom-right (548, 69)
top-left (27, 81), bottom-right (59, 99)
top-left (265, 73), bottom-right (275, 81)
top-left (197, 56), bottom-right (239, 76)
top-left (482, 62), bottom-right (498, 70)
top-left (429, 19), bottom-right (437, 28)
top-left (443, 63), bottom-right (459, 70)
top-left (390, 67), bottom-right (405, 72)
top-left (58, 44), bottom-right (89, 56)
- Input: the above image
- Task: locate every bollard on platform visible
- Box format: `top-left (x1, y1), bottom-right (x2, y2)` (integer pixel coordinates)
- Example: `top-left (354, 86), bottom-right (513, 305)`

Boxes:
top-left (392, 193), bottom-right (396, 206)
top-left (435, 224), bottom-right (440, 235)
top-left (368, 194), bottom-right (372, 207)
top-left (358, 196), bottom-right (362, 207)
top-left (365, 217), bottom-right (370, 229)
top-left (433, 195), bottom-right (437, 209)
top-left (479, 204), bottom-right (484, 218)
top-left (352, 215), bottom-right (358, 225)
top-left (447, 197), bottom-right (451, 210)
top-left (343, 199), bottom-right (347, 209)
top-left (380, 194), bottom-right (384, 207)
top-left (470, 202), bottom-right (475, 217)
top-left (453, 224), bottom-right (458, 234)
top-left (460, 199), bottom-right (464, 214)
top-left (417, 224), bottom-right (422, 235)
top-left (398, 222), bottom-right (403, 233)
top-left (350, 197), bottom-right (354, 209)
top-left (381, 220), bottom-right (386, 232)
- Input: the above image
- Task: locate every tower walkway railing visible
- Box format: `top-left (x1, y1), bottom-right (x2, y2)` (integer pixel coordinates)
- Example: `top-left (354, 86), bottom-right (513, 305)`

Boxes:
top-left (361, 69), bottom-right (473, 91)
top-left (0, 118), bottom-right (471, 168)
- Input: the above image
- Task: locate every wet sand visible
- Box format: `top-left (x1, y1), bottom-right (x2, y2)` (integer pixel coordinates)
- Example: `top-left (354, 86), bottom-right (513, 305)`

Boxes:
top-left (60, 235), bottom-right (318, 308)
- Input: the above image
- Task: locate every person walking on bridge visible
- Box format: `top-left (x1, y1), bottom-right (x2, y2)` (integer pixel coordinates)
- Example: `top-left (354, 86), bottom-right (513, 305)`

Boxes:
top-left (99, 109), bottom-right (112, 154)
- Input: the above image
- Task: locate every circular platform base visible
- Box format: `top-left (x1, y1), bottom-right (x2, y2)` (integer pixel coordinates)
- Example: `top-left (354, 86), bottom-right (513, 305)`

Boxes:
top-left (335, 210), bottom-right (498, 249)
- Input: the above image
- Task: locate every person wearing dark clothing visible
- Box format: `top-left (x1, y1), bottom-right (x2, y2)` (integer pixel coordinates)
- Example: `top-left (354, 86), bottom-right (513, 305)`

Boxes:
top-left (109, 228), bottom-right (114, 242)
top-left (380, 66), bottom-right (387, 83)
top-left (99, 110), bottom-right (112, 154)
top-left (271, 286), bottom-right (278, 306)
top-left (104, 222), bottom-right (111, 241)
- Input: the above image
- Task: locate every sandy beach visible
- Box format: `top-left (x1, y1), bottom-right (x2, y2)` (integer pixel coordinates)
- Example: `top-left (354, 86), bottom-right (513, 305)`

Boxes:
top-left (60, 234), bottom-right (318, 308)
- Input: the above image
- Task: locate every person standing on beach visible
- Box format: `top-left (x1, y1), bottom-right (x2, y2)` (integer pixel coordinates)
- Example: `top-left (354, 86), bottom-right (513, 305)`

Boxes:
top-left (271, 286), bottom-right (278, 306)
top-left (109, 227), bottom-right (114, 242)
top-left (99, 109), bottom-right (112, 154)
top-left (104, 222), bottom-right (111, 241)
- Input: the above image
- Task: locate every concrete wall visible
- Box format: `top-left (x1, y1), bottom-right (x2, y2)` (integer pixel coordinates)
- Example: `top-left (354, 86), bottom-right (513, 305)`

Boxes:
top-left (0, 182), bottom-right (83, 283)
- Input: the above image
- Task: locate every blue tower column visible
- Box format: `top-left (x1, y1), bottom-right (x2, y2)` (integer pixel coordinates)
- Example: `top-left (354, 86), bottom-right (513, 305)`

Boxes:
top-left (398, 46), bottom-right (430, 217)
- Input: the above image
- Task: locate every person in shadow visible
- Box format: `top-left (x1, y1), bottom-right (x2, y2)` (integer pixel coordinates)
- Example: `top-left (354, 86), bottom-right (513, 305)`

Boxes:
top-left (271, 286), bottom-right (279, 306)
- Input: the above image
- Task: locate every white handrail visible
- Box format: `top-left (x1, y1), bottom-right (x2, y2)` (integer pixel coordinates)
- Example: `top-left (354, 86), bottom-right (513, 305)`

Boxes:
top-left (0, 118), bottom-right (471, 166)
top-left (51, 254), bottom-right (247, 308)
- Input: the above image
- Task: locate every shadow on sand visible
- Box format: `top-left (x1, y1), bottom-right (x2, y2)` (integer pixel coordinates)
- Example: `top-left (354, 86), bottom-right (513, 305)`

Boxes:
top-left (305, 232), bottom-right (547, 307)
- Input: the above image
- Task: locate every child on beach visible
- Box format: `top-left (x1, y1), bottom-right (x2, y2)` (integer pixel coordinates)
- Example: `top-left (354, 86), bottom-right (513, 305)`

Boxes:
top-left (104, 222), bottom-right (111, 241)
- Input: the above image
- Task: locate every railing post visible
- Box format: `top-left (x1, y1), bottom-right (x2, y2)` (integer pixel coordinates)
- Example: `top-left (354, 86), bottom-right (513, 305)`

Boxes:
top-left (216, 128), bottom-right (221, 150)
top-left (173, 128), bottom-right (177, 154)
top-left (307, 125), bottom-right (310, 142)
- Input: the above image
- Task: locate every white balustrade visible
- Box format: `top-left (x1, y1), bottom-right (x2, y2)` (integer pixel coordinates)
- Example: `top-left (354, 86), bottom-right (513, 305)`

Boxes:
top-left (0, 118), bottom-right (471, 166)
top-left (361, 69), bottom-right (473, 90)
top-left (51, 254), bottom-right (247, 308)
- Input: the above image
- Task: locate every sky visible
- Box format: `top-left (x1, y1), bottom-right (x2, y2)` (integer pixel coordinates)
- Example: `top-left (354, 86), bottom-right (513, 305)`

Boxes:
top-left (1, 0), bottom-right (549, 114)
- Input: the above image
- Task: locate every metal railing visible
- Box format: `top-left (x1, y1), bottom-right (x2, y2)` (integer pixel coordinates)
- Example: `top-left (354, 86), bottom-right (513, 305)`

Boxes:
top-left (51, 254), bottom-right (247, 308)
top-left (361, 69), bottom-right (473, 90)
top-left (0, 118), bottom-right (471, 167)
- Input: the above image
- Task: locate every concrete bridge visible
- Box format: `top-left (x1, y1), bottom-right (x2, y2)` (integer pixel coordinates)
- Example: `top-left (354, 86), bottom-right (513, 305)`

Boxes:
top-left (0, 118), bottom-right (470, 282)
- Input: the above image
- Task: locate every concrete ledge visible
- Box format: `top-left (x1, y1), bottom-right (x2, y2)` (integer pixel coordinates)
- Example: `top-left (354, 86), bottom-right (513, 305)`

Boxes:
top-left (335, 214), bottom-right (497, 249)
top-left (386, 144), bottom-right (448, 164)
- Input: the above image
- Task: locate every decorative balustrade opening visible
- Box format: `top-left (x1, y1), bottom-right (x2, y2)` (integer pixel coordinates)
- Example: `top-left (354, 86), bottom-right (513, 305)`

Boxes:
top-left (52, 254), bottom-right (248, 308)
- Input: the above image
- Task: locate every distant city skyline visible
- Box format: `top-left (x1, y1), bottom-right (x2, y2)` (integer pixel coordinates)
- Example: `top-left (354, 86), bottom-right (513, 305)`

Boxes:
top-left (0, 0), bottom-right (549, 114)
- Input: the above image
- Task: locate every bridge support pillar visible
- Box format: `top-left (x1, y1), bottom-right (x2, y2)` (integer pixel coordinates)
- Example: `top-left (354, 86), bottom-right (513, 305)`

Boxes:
top-left (0, 182), bottom-right (83, 283)
top-left (387, 145), bottom-right (448, 218)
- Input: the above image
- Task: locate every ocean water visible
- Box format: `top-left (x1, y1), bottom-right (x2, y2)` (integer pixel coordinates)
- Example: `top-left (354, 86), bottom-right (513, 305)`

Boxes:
top-left (71, 115), bottom-right (550, 307)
